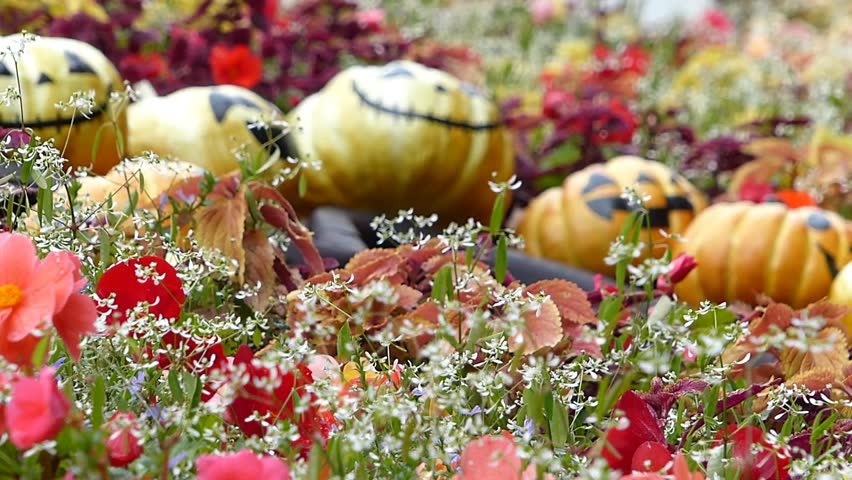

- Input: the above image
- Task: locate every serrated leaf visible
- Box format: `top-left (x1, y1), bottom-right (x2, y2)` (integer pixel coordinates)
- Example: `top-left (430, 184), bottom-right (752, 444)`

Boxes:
top-left (242, 229), bottom-right (276, 311)
top-left (194, 180), bottom-right (247, 280)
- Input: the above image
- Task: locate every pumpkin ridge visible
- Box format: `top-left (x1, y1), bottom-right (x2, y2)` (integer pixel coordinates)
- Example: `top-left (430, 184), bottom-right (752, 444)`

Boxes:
top-left (762, 210), bottom-right (790, 303)
top-left (561, 176), bottom-right (583, 269)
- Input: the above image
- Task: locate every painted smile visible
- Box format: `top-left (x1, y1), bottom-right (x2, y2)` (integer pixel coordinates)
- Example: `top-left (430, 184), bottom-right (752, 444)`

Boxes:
top-left (0, 92), bottom-right (112, 130)
top-left (351, 80), bottom-right (502, 131)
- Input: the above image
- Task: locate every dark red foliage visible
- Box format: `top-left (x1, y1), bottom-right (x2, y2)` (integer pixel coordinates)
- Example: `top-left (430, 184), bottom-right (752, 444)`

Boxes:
top-left (600, 390), bottom-right (667, 474)
top-left (22, 0), bottom-right (422, 109)
top-left (714, 425), bottom-right (791, 480)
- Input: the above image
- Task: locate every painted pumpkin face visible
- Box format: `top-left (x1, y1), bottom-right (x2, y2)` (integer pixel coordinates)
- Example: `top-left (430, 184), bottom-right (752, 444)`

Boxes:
top-left (281, 60), bottom-right (515, 223)
top-left (673, 202), bottom-right (852, 309)
top-left (0, 34), bottom-right (127, 175)
top-left (126, 85), bottom-right (288, 176)
top-left (518, 155), bottom-right (708, 276)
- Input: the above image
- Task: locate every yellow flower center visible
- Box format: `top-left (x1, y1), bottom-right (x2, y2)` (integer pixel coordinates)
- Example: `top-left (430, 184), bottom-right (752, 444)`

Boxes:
top-left (0, 284), bottom-right (23, 309)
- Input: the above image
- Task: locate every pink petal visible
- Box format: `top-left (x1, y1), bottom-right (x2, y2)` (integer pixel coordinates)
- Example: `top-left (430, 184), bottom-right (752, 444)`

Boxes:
top-left (6, 369), bottom-right (71, 450)
top-left (33, 252), bottom-right (79, 315)
top-left (0, 233), bottom-right (37, 286)
top-left (259, 456), bottom-right (291, 479)
top-left (53, 293), bottom-right (98, 361)
top-left (5, 290), bottom-right (55, 343)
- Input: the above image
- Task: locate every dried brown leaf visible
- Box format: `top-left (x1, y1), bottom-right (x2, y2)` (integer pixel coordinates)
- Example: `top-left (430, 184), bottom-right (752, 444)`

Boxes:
top-left (243, 229), bottom-right (277, 312)
top-left (508, 298), bottom-right (563, 355)
top-left (194, 182), bottom-right (247, 280)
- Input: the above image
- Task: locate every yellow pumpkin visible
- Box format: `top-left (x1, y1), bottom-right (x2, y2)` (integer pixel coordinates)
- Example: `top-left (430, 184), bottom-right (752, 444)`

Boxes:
top-left (674, 202), bottom-right (852, 309)
top-left (280, 60), bottom-right (515, 224)
top-left (0, 34), bottom-right (127, 175)
top-left (126, 85), bottom-right (287, 177)
top-left (829, 261), bottom-right (852, 336)
top-left (517, 155), bottom-right (708, 276)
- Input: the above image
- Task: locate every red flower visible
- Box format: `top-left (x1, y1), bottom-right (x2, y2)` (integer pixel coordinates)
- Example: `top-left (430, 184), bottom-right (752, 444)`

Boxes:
top-left (226, 345), bottom-right (332, 458)
top-left (120, 52), bottom-right (167, 84)
top-left (104, 412), bottom-right (143, 468)
top-left (96, 256), bottom-right (186, 326)
top-left (738, 178), bottom-right (776, 203)
top-left (209, 45), bottom-right (263, 89)
top-left (768, 190), bottom-right (818, 209)
top-left (714, 425), bottom-right (790, 480)
top-left (600, 391), bottom-right (667, 474)
top-left (196, 450), bottom-right (291, 480)
top-left (542, 89), bottom-right (574, 120)
top-left (157, 334), bottom-right (228, 402)
top-left (560, 99), bottom-right (637, 146)
top-left (656, 254), bottom-right (698, 294)
top-left (5, 368), bottom-right (71, 450)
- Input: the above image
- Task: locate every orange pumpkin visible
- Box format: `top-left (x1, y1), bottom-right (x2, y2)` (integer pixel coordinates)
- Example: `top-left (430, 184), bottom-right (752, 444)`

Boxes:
top-left (517, 155), bottom-right (708, 276)
top-left (674, 202), bottom-right (852, 309)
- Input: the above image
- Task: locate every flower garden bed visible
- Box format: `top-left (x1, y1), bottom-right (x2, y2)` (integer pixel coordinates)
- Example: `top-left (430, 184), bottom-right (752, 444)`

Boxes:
top-left (0, 0), bottom-right (850, 478)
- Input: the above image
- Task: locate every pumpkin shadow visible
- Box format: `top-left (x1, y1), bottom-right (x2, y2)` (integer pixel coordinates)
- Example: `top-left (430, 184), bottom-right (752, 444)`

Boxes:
top-left (289, 206), bottom-right (608, 291)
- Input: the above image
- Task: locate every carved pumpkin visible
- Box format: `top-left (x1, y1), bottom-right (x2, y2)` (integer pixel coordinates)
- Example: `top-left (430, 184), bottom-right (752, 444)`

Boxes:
top-left (830, 262), bottom-right (852, 338)
top-left (673, 202), bottom-right (852, 309)
top-left (517, 155), bottom-right (708, 276)
top-left (0, 34), bottom-right (127, 175)
top-left (280, 60), bottom-right (515, 223)
top-left (126, 85), bottom-right (287, 176)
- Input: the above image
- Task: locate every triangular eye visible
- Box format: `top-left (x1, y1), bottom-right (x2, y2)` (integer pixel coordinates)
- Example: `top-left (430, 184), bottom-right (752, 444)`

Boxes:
top-left (0, 61), bottom-right (11, 76)
top-left (64, 51), bottom-right (97, 74)
top-left (37, 73), bottom-right (53, 84)
top-left (208, 91), bottom-right (262, 123)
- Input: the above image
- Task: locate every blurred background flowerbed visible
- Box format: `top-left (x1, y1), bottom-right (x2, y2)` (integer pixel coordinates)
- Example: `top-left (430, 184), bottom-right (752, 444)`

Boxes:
top-left (3, 0), bottom-right (849, 214)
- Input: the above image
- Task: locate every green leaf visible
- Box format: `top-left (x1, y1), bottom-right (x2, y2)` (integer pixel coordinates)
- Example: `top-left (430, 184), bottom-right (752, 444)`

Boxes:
top-left (523, 387), bottom-right (546, 427)
top-left (298, 171), bottom-right (308, 197)
top-left (337, 322), bottom-right (354, 362)
top-left (168, 369), bottom-right (184, 404)
top-left (692, 308), bottom-right (737, 331)
top-left (548, 399), bottom-right (570, 448)
top-left (189, 375), bottom-right (203, 410)
top-left (30, 335), bottom-right (52, 370)
top-left (431, 265), bottom-right (453, 302)
top-left (307, 443), bottom-right (324, 480)
top-left (539, 142), bottom-right (580, 170)
top-left (489, 191), bottom-right (505, 236)
top-left (98, 228), bottom-right (112, 272)
top-left (494, 235), bottom-right (508, 284)
top-left (91, 375), bottom-right (106, 429)
top-left (36, 184), bottom-right (53, 223)
top-left (91, 122), bottom-right (107, 165)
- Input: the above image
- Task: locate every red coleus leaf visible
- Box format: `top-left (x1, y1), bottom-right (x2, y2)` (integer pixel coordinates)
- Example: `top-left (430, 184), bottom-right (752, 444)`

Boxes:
top-left (631, 441), bottom-right (673, 473)
top-left (601, 391), bottom-right (666, 474)
top-left (96, 256), bottom-right (186, 326)
top-left (714, 425), bottom-right (791, 480)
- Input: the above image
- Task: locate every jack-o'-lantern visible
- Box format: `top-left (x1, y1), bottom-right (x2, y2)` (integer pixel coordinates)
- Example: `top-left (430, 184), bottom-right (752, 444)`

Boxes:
top-left (280, 60), bottom-right (515, 224)
top-left (830, 262), bottom-right (852, 337)
top-left (673, 202), bottom-right (852, 309)
top-left (517, 156), bottom-right (708, 276)
top-left (0, 34), bottom-right (127, 175)
top-left (126, 85), bottom-right (288, 177)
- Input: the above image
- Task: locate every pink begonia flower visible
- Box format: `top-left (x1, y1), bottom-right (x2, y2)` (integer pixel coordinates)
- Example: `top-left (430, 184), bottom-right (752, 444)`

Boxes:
top-left (529, 0), bottom-right (557, 25)
top-left (5, 368), bottom-right (71, 450)
top-left (455, 433), bottom-right (553, 479)
top-left (104, 412), bottom-right (143, 468)
top-left (196, 450), bottom-right (291, 479)
top-left (354, 8), bottom-right (385, 32)
top-left (0, 233), bottom-right (97, 366)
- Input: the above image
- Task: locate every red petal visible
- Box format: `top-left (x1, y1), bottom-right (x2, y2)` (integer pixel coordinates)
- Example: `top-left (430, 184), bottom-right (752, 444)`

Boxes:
top-left (631, 441), bottom-right (673, 473)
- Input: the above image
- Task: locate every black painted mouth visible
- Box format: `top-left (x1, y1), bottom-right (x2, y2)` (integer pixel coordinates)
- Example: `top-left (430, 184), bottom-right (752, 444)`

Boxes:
top-left (351, 80), bottom-right (502, 131)
top-left (0, 93), bottom-right (111, 130)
